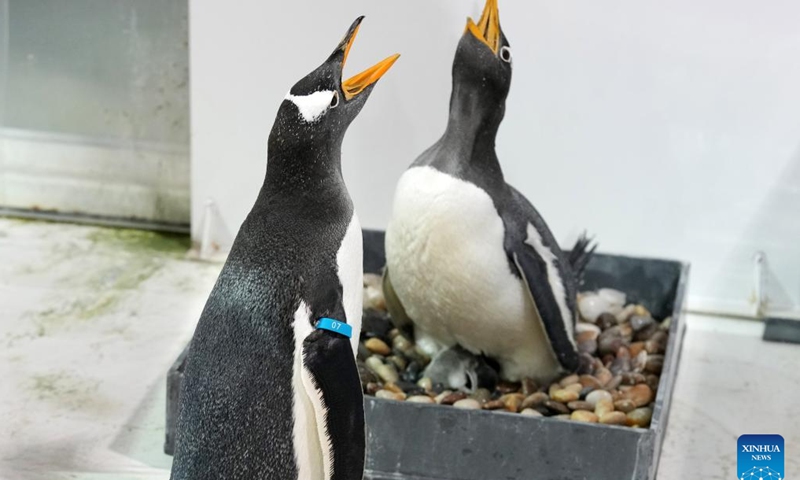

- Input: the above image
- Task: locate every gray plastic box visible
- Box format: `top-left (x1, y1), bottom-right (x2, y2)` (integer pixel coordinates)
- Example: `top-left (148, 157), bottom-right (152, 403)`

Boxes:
top-left (165, 230), bottom-right (689, 480)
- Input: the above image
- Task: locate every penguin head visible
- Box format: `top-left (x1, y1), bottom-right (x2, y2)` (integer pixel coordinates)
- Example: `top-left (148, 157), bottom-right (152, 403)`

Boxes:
top-left (453, 0), bottom-right (512, 103)
top-left (275, 17), bottom-right (399, 144)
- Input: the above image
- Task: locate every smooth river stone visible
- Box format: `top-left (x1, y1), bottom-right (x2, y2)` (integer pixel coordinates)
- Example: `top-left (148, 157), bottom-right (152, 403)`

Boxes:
top-left (571, 410), bottom-right (599, 423)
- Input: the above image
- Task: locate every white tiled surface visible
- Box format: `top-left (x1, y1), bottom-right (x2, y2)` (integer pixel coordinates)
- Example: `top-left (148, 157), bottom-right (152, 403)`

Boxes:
top-left (0, 217), bottom-right (798, 480)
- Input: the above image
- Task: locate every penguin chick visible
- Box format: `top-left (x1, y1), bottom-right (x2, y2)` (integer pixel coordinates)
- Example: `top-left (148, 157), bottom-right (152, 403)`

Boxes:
top-left (424, 346), bottom-right (499, 392)
top-left (170, 17), bottom-right (398, 480)
top-left (384, 0), bottom-right (595, 384)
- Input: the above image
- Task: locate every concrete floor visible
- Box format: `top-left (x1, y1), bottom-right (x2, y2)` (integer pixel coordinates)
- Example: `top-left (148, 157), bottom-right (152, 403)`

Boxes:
top-left (0, 217), bottom-right (797, 480)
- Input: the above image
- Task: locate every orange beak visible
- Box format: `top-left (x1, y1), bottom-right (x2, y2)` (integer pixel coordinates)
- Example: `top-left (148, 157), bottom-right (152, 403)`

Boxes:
top-left (465, 0), bottom-right (501, 54)
top-left (339, 19), bottom-right (400, 100)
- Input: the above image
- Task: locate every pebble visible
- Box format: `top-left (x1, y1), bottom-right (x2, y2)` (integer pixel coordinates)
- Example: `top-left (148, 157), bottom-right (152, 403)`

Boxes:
top-left (629, 342), bottom-right (646, 357)
top-left (615, 304), bottom-right (638, 323)
top-left (358, 361), bottom-right (378, 384)
top-left (597, 327), bottom-right (625, 356)
top-left (361, 309), bottom-right (393, 340)
top-left (599, 411), bottom-right (628, 425)
top-left (645, 374), bottom-right (661, 392)
top-left (559, 374), bottom-right (580, 387)
top-left (544, 400), bottom-right (570, 415)
top-left (605, 375), bottom-right (623, 390)
top-left (578, 339), bottom-right (598, 355)
top-left (567, 401), bottom-right (594, 411)
top-left (417, 377), bottom-right (433, 392)
top-left (614, 399), bottom-right (636, 413)
top-left (585, 389), bottom-right (613, 408)
top-left (577, 353), bottom-right (596, 375)
top-left (595, 398), bottom-right (615, 417)
top-left (407, 395), bottom-right (434, 404)
top-left (624, 384), bottom-right (654, 407)
top-left (387, 355), bottom-right (407, 371)
top-left (439, 392), bottom-right (467, 405)
top-left (392, 335), bottom-right (413, 353)
top-left (363, 274), bottom-right (386, 311)
top-left (632, 351), bottom-right (648, 373)
top-left (548, 383), bottom-right (561, 397)
top-left (579, 386), bottom-right (596, 398)
top-left (577, 293), bottom-right (609, 323)
top-left (483, 399), bottom-right (507, 410)
top-left (554, 414), bottom-right (573, 420)
top-left (434, 390), bottom-right (453, 404)
top-left (645, 354), bottom-right (665, 374)
top-left (596, 312), bottom-right (618, 330)
top-left (496, 381), bottom-right (521, 394)
top-left (500, 393), bottom-right (525, 412)
top-left (551, 389), bottom-right (580, 403)
top-left (577, 330), bottom-right (599, 344)
top-left (521, 392), bottom-right (549, 410)
top-left (609, 356), bottom-right (631, 375)
top-left (453, 398), bottom-right (482, 410)
top-left (470, 388), bottom-right (492, 404)
top-left (375, 389), bottom-right (405, 401)
top-left (621, 372), bottom-right (646, 386)
top-left (660, 316), bottom-right (672, 330)
top-left (365, 355), bottom-right (384, 373)
top-left (575, 322), bottom-right (601, 336)
top-left (630, 315), bottom-right (655, 332)
top-left (402, 361), bottom-right (422, 383)
top-left (383, 383), bottom-right (404, 394)
top-left (598, 288), bottom-right (627, 307)
top-left (395, 381), bottom-right (424, 395)
top-left (521, 378), bottom-right (539, 396)
top-left (376, 364), bottom-right (399, 384)
top-left (365, 382), bottom-right (381, 395)
top-left (627, 407), bottom-right (653, 427)
top-left (357, 343), bottom-right (371, 361)
top-left (579, 375), bottom-right (603, 389)
top-left (571, 410), bottom-right (599, 423)
top-left (520, 408), bottom-right (543, 417)
top-left (634, 324), bottom-right (659, 342)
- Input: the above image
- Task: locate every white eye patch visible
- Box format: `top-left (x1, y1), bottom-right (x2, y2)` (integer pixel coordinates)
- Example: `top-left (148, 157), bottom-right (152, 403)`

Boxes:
top-left (285, 90), bottom-right (335, 123)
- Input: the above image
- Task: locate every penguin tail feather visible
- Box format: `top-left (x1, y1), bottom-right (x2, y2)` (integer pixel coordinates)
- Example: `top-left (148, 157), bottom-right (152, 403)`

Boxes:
top-left (568, 231), bottom-right (597, 284)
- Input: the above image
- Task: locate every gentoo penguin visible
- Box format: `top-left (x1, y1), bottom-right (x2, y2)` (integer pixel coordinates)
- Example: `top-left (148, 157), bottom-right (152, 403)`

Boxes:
top-left (171, 17), bottom-right (398, 480)
top-left (383, 0), bottom-right (594, 385)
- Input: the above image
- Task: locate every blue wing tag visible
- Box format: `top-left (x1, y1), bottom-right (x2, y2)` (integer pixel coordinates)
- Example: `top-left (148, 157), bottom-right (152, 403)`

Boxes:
top-left (316, 317), bottom-right (353, 338)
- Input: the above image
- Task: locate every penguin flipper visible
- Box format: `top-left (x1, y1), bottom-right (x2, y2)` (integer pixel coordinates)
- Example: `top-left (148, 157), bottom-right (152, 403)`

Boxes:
top-left (510, 249), bottom-right (580, 372)
top-left (302, 329), bottom-right (366, 480)
top-left (382, 267), bottom-right (413, 330)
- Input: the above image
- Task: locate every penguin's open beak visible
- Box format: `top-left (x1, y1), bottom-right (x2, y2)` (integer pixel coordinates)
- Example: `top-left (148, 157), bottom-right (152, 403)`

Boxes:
top-left (465, 0), bottom-right (501, 54)
top-left (337, 17), bottom-right (400, 100)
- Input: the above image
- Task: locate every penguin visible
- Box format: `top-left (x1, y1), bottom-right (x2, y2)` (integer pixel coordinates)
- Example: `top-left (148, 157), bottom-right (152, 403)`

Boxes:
top-left (383, 0), bottom-right (594, 385)
top-left (170, 17), bottom-right (398, 480)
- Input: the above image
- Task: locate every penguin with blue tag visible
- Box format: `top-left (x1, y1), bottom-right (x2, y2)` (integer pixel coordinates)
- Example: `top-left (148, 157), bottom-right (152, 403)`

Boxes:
top-left (170, 17), bottom-right (398, 480)
top-left (384, 0), bottom-right (594, 385)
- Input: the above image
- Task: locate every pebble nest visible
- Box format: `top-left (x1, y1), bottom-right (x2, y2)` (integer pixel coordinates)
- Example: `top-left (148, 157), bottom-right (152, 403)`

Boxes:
top-left (357, 274), bottom-right (671, 428)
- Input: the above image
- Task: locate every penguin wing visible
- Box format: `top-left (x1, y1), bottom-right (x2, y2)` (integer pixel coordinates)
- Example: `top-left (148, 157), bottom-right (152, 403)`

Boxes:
top-left (301, 329), bottom-right (365, 480)
top-left (504, 187), bottom-right (580, 372)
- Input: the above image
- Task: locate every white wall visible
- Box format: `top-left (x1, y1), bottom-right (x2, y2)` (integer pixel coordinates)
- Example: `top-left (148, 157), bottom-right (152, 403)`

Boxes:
top-left (190, 0), bottom-right (800, 318)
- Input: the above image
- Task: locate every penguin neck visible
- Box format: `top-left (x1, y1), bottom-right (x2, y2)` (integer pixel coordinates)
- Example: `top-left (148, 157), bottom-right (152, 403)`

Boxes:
top-left (440, 82), bottom-right (506, 183)
top-left (262, 134), bottom-right (347, 200)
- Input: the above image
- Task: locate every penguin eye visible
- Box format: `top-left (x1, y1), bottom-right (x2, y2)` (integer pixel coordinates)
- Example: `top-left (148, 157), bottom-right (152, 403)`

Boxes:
top-left (330, 91), bottom-right (339, 109)
top-left (500, 46), bottom-right (512, 63)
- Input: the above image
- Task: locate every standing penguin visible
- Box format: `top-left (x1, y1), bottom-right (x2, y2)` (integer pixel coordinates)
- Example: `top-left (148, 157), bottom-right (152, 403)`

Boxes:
top-left (384, 0), bottom-right (593, 385)
top-left (171, 17), bottom-right (398, 480)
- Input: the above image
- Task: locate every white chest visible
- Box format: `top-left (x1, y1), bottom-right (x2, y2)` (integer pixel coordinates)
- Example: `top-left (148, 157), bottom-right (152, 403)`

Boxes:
top-left (385, 166), bottom-right (560, 380)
